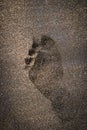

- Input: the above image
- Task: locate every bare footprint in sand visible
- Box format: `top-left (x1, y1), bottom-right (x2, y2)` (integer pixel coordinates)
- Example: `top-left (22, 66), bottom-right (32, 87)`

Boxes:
top-left (25, 35), bottom-right (63, 100)
top-left (24, 36), bottom-right (69, 121)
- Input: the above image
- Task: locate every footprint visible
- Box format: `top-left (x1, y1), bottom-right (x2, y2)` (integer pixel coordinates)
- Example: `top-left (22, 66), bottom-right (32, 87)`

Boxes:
top-left (25, 35), bottom-right (63, 101)
top-left (25, 36), bottom-right (80, 123)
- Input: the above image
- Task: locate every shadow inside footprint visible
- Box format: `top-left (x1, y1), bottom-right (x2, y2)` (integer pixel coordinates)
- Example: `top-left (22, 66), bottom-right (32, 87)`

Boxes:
top-left (25, 57), bottom-right (33, 65)
top-left (41, 35), bottom-right (56, 49)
